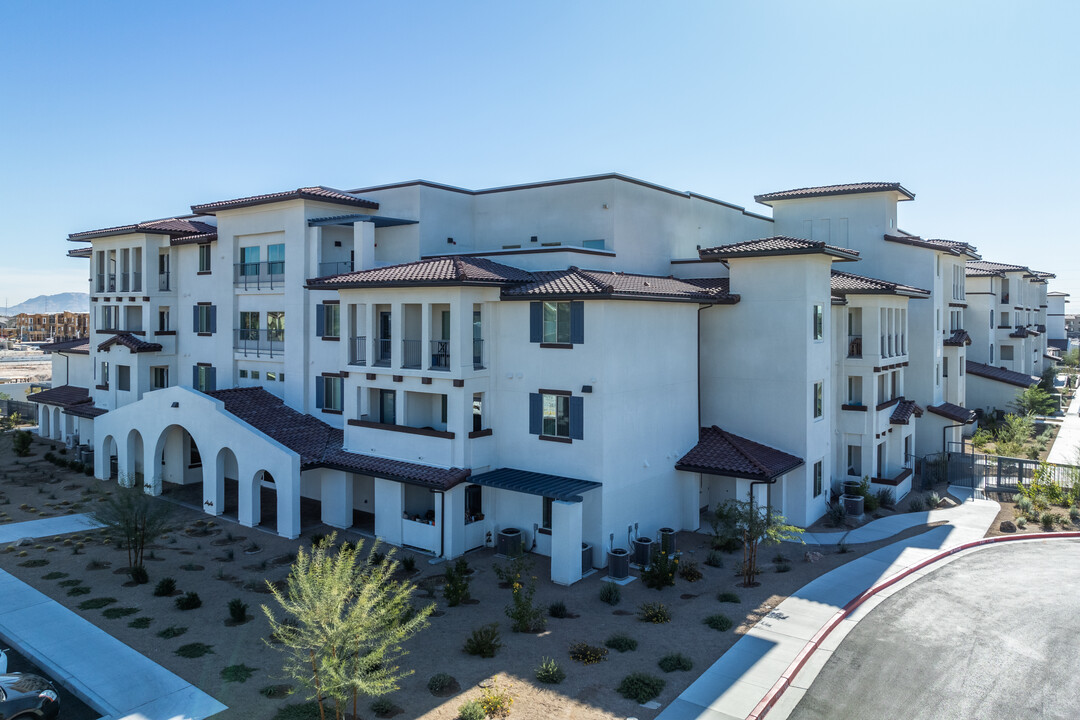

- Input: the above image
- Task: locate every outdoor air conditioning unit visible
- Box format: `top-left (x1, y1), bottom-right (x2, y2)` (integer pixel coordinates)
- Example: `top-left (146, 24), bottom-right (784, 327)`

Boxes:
top-left (496, 527), bottom-right (523, 557)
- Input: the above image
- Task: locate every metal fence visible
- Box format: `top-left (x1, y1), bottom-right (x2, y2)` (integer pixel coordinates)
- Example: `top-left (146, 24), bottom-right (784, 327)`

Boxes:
top-left (0, 398), bottom-right (37, 422)
top-left (920, 450), bottom-right (1080, 493)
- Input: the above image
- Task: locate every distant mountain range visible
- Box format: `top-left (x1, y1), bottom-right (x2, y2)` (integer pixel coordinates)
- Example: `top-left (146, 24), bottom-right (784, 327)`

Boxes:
top-left (0, 293), bottom-right (90, 316)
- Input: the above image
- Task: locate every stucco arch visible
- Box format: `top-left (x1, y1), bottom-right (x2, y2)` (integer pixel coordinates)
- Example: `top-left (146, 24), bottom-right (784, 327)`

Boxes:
top-left (210, 447), bottom-right (239, 519)
top-left (125, 429), bottom-right (144, 487)
top-left (100, 435), bottom-right (118, 481)
top-left (52, 407), bottom-right (62, 441)
top-left (39, 405), bottom-right (50, 439)
top-left (151, 424), bottom-right (204, 497)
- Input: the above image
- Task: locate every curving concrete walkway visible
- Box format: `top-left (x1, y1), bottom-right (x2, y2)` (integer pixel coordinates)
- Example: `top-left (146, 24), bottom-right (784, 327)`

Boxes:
top-left (656, 488), bottom-right (999, 720)
top-left (0, 515), bottom-right (226, 720)
top-left (0, 514), bottom-right (103, 544)
top-left (1047, 390), bottom-right (1080, 465)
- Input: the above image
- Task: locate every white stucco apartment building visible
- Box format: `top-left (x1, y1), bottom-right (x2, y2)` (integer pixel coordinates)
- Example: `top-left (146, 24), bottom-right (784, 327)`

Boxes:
top-left (28, 175), bottom-right (1062, 583)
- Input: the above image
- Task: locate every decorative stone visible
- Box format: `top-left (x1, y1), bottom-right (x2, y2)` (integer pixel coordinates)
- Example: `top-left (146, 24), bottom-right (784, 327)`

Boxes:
top-left (999, 520), bottom-right (1017, 533)
top-left (477, 677), bottom-right (496, 689)
top-left (804, 551), bottom-right (823, 563)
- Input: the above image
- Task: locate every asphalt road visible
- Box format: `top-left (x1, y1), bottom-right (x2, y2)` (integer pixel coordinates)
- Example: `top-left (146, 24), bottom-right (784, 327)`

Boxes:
top-left (791, 539), bottom-right (1080, 720)
top-left (1, 645), bottom-right (99, 720)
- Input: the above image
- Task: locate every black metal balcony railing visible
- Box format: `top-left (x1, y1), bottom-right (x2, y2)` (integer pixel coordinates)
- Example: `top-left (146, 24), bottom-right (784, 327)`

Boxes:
top-left (374, 338), bottom-right (392, 367)
top-left (1001, 293), bottom-right (1010, 304)
top-left (430, 340), bottom-right (450, 370)
top-left (234, 261), bottom-right (285, 290)
top-left (132, 271), bottom-right (142, 292)
top-left (234, 329), bottom-right (286, 358)
top-left (349, 336), bottom-right (367, 366)
top-left (317, 261), bottom-right (354, 277)
top-left (95, 273), bottom-right (105, 293)
top-left (402, 339), bottom-right (421, 369)
top-left (158, 272), bottom-right (171, 291)
top-left (473, 338), bottom-right (484, 369)
top-left (107, 273), bottom-right (116, 292)
top-left (847, 335), bottom-right (862, 358)
top-left (120, 274), bottom-right (130, 292)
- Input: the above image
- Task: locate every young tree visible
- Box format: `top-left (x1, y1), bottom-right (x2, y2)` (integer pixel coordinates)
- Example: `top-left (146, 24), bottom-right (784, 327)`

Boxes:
top-left (1012, 385), bottom-right (1056, 416)
top-left (88, 483), bottom-right (175, 571)
top-left (713, 493), bottom-right (804, 586)
top-left (263, 533), bottom-right (433, 720)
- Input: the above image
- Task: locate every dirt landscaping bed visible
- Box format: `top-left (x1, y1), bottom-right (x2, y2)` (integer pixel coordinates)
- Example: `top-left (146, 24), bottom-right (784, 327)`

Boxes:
top-left (1, 431), bottom-right (946, 720)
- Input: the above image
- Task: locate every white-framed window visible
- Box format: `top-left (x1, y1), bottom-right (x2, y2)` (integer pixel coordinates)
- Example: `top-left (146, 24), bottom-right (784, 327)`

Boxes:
top-left (847, 445), bottom-right (861, 477)
top-left (317, 375), bottom-right (343, 412)
top-left (99, 361), bottom-right (109, 388)
top-left (543, 301), bottom-right (571, 344)
top-left (1001, 345), bottom-right (1014, 361)
top-left (117, 365), bottom-right (130, 392)
top-left (317, 303), bottom-right (340, 339)
top-left (158, 307), bottom-right (170, 332)
top-left (151, 366), bottom-right (169, 390)
top-left (194, 365), bottom-right (215, 392)
top-left (542, 394), bottom-right (570, 438)
top-left (812, 304), bottom-right (824, 341)
top-left (813, 381), bottom-right (824, 419)
top-left (813, 460), bottom-right (823, 497)
top-left (195, 304), bottom-right (215, 334)
top-left (198, 244), bottom-right (212, 273)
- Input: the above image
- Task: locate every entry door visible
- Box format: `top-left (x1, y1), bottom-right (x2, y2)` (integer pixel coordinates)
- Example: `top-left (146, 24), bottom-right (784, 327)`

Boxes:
top-left (380, 389), bottom-right (396, 425)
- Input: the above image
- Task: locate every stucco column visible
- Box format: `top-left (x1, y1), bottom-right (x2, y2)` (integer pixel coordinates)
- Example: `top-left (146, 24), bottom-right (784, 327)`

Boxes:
top-left (38, 405), bottom-right (49, 439)
top-left (442, 484), bottom-right (465, 560)
top-left (679, 471), bottom-right (700, 532)
top-left (239, 469), bottom-right (260, 529)
top-left (204, 451), bottom-right (224, 517)
top-left (421, 302), bottom-right (432, 372)
top-left (374, 478), bottom-right (403, 547)
top-left (321, 470), bottom-right (353, 529)
top-left (390, 302), bottom-right (403, 369)
top-left (277, 471), bottom-right (301, 540)
top-left (143, 440), bottom-right (161, 496)
top-left (550, 500), bottom-right (583, 586)
top-left (355, 221), bottom-right (375, 271)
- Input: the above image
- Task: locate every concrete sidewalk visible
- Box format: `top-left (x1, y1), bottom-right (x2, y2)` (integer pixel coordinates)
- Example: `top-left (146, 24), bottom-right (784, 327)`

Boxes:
top-left (656, 489), bottom-right (999, 720)
top-left (0, 516), bottom-right (226, 720)
top-left (1047, 389), bottom-right (1080, 465)
top-left (0, 514), bottom-right (104, 544)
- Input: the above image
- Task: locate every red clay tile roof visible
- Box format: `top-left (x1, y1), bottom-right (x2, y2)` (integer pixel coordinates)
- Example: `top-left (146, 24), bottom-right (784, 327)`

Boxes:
top-left (97, 334), bottom-right (164, 354)
top-left (967, 260), bottom-right (1029, 274)
top-left (675, 426), bottom-right (804, 480)
top-left (27, 385), bottom-right (91, 408)
top-left (207, 387), bottom-right (468, 489)
top-left (699, 236), bottom-right (859, 262)
top-left (67, 247), bottom-right (93, 258)
top-left (830, 270), bottom-right (930, 297)
top-left (308, 256), bottom-right (533, 288)
top-left (923, 238), bottom-right (979, 255)
top-left (890, 400), bottom-right (924, 425)
top-left (964, 360), bottom-right (1039, 388)
top-left (69, 218), bottom-right (216, 242)
top-left (755, 182), bottom-right (914, 205)
top-left (943, 329), bottom-right (972, 346)
top-left (682, 277), bottom-right (732, 294)
top-left (192, 186), bottom-right (378, 214)
top-left (965, 264), bottom-right (1005, 277)
top-left (40, 339), bottom-right (91, 354)
top-left (884, 234), bottom-right (978, 257)
top-left (64, 404), bottom-right (107, 418)
top-left (1009, 327), bottom-right (1030, 338)
top-left (502, 268), bottom-right (739, 303)
top-left (171, 232), bottom-right (218, 246)
top-left (927, 402), bottom-right (977, 423)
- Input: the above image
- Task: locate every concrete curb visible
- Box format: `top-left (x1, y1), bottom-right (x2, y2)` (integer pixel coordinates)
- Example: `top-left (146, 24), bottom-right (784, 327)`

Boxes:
top-left (746, 531), bottom-right (1080, 720)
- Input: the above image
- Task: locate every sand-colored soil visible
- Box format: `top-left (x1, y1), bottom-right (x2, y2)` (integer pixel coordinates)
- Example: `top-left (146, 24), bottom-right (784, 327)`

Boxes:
top-left (0, 432), bottom-right (941, 720)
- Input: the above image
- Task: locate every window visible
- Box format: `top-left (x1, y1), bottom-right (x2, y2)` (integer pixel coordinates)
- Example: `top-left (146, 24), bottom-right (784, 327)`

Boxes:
top-left (813, 460), bottom-right (823, 497)
top-left (473, 393), bottom-right (483, 432)
top-left (876, 443), bottom-right (886, 478)
top-left (847, 376), bottom-right (862, 405)
top-left (266, 371), bottom-right (277, 381)
top-left (441, 395), bottom-right (448, 424)
top-left (847, 445), bottom-right (861, 476)
top-left (268, 243), bottom-right (285, 274)
top-left (812, 304), bottom-right (824, 341)
top-left (465, 485), bottom-right (483, 523)
top-left (102, 305), bottom-right (118, 331)
top-left (990, 344), bottom-right (995, 363)
top-left (117, 365), bottom-right (130, 392)
top-left (1000, 311), bottom-right (1009, 327)
top-left (193, 365), bottom-right (215, 392)
top-left (198, 244), bottom-right (212, 273)
top-left (158, 307), bottom-right (170, 332)
top-left (960, 359), bottom-right (965, 376)
top-left (530, 300), bottom-right (583, 345)
top-left (1001, 345), bottom-right (1014, 361)
top-left (279, 372), bottom-right (285, 382)
top-left (194, 304), bottom-right (216, 334)
top-left (99, 361), bottom-right (109, 389)
top-left (530, 392), bottom-right (584, 441)
top-left (943, 357), bottom-right (948, 377)
top-left (542, 496), bottom-right (554, 530)
top-left (904, 435), bottom-right (912, 463)
top-left (239, 369), bottom-right (248, 379)
top-left (151, 366), bottom-right (168, 390)
top-left (379, 389), bottom-right (396, 424)
top-left (240, 246), bottom-right (260, 276)
top-left (240, 311), bottom-right (259, 340)
top-left (813, 382), bottom-right (823, 419)
top-left (267, 311), bottom-right (284, 341)
top-left (936, 363), bottom-right (940, 385)
top-left (251, 370), bottom-right (260, 380)
top-left (316, 375), bottom-right (343, 412)
top-left (582, 239), bottom-right (605, 250)
top-left (189, 443), bottom-right (202, 468)
top-left (317, 303), bottom-right (340, 339)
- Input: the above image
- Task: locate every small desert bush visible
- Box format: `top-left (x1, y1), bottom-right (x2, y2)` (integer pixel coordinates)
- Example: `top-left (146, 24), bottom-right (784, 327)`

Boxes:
top-left (535, 657), bottom-right (566, 684)
top-left (479, 680), bottom-right (513, 718)
top-left (102, 607), bottom-right (139, 619)
top-left (153, 577), bottom-right (176, 596)
top-left (443, 558), bottom-right (472, 607)
top-left (128, 617), bottom-right (152, 629)
top-left (704, 550), bottom-right (724, 568)
top-left (221, 664), bottom-right (257, 683)
top-left (599, 581), bottom-right (621, 606)
top-left (717, 591), bottom-right (741, 603)
top-left (175, 642), bottom-right (214, 658)
top-left (175, 591), bottom-right (202, 610)
top-left (427, 672), bottom-right (457, 694)
top-left (463, 623), bottom-right (501, 658)
top-left (638, 602), bottom-right (671, 624)
top-left (370, 697), bottom-right (395, 716)
top-left (604, 633), bottom-right (638, 652)
top-left (548, 600), bottom-right (569, 618)
top-left (616, 672), bottom-right (665, 704)
top-left (158, 625), bottom-right (188, 639)
top-left (568, 641), bottom-right (609, 665)
top-left (704, 614), bottom-right (734, 631)
top-left (908, 495), bottom-right (925, 512)
top-left (78, 597), bottom-right (116, 610)
top-left (875, 487), bottom-right (896, 509)
top-left (228, 598), bottom-right (248, 623)
top-left (458, 700), bottom-right (485, 720)
top-left (678, 559), bottom-right (704, 582)
top-left (926, 491), bottom-right (942, 509)
top-left (658, 652), bottom-right (694, 672)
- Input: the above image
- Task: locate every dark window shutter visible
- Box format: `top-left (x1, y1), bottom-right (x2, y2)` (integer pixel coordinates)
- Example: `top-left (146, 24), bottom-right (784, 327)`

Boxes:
top-left (208, 367), bottom-right (217, 391)
top-left (529, 392), bottom-right (542, 435)
top-left (315, 306), bottom-right (325, 337)
top-left (192, 365), bottom-right (199, 389)
top-left (209, 306), bottom-right (217, 334)
top-left (569, 396), bottom-right (584, 440)
top-left (192, 305), bottom-right (200, 332)
top-left (570, 301), bottom-right (584, 344)
top-left (529, 302), bottom-right (542, 343)
top-left (315, 377), bottom-right (324, 409)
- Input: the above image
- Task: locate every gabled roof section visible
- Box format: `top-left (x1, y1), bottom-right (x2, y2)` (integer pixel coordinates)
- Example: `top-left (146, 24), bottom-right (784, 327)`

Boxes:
top-left (40, 339), bottom-right (91, 354)
top-left (675, 426), bottom-right (804, 481)
top-left (884, 234), bottom-right (979, 257)
top-left (927, 402), bottom-right (977, 423)
top-left (967, 260), bottom-right (1029, 275)
top-left (307, 256), bottom-right (533, 289)
top-left (501, 268), bottom-right (739, 303)
top-left (890, 400), bottom-right (924, 425)
top-left (97, 334), bottom-right (163, 354)
top-left (26, 385), bottom-right (91, 408)
top-left (965, 360), bottom-right (1039, 388)
top-left (699, 236), bottom-right (859, 262)
top-left (69, 218), bottom-right (216, 243)
top-left (755, 182), bottom-right (914, 206)
top-left (171, 232), bottom-right (217, 246)
top-left (65, 404), bottom-right (106, 419)
top-left (67, 247), bottom-right (92, 258)
top-left (191, 186), bottom-right (378, 214)
top-left (943, 329), bottom-right (972, 346)
top-left (830, 270), bottom-right (930, 298)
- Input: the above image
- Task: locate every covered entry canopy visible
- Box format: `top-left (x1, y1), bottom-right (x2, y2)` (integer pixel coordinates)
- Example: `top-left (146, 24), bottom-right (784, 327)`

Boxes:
top-left (470, 468), bottom-right (600, 502)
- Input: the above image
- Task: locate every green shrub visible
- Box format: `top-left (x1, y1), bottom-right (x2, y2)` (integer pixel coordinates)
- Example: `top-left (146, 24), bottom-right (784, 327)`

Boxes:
top-left (59, 579), bottom-right (82, 588)
top-left (175, 642), bottom-right (214, 658)
top-left (443, 558), bottom-right (472, 607)
top-left (827, 502), bottom-right (847, 527)
top-left (463, 623), bottom-right (501, 658)
top-left (604, 633), bottom-right (638, 652)
top-left (221, 664), bottom-right (257, 683)
top-left (157, 626), bottom-right (188, 639)
top-left (638, 602), bottom-right (671, 624)
top-left (678, 559), bottom-right (704, 582)
top-left (658, 652), bottom-right (694, 672)
top-left (1017, 516), bottom-right (1028, 529)
top-left (17, 558), bottom-right (48, 568)
top-left (1070, 507), bottom-right (1079, 522)
top-left (12, 430), bottom-right (32, 457)
top-left (128, 617), bottom-right (152, 629)
top-left (427, 672), bottom-right (457, 694)
top-left (1041, 512), bottom-right (1056, 530)
top-left (228, 598), bottom-right (248, 623)
top-left (535, 656), bottom-right (565, 684)
top-left (103, 607), bottom-right (139, 619)
top-left (704, 614), bottom-right (734, 631)
top-left (704, 550), bottom-right (724, 568)
top-left (599, 581), bottom-right (621, 606)
top-left (926, 491), bottom-right (941, 509)
top-left (641, 549), bottom-right (678, 590)
top-left (370, 697), bottom-right (396, 716)
top-left (616, 672), bottom-right (665, 704)
top-left (154, 577), bottom-right (176, 596)
top-left (78, 597), bottom-right (117, 610)
top-left (505, 575), bottom-right (545, 632)
top-left (717, 591), bottom-right (741, 603)
top-left (548, 600), bottom-right (569, 618)
top-left (775, 563), bottom-right (792, 573)
top-left (458, 700), bottom-right (485, 720)
top-left (1016, 496), bottom-right (1035, 517)
top-left (401, 555), bottom-right (416, 573)
top-left (568, 641), bottom-right (609, 665)
top-left (129, 565), bottom-right (149, 584)
top-left (42, 571), bottom-right (68, 580)
top-left (908, 496), bottom-right (925, 512)
top-left (863, 493), bottom-right (880, 513)
top-left (175, 592), bottom-right (202, 610)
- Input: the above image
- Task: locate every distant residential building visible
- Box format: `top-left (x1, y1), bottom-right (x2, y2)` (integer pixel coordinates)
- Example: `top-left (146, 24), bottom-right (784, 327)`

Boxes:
top-left (8, 311), bottom-right (89, 342)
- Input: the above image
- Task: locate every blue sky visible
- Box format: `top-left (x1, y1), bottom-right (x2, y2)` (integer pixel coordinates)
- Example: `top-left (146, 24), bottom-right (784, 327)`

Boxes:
top-left (1, 0), bottom-right (1077, 306)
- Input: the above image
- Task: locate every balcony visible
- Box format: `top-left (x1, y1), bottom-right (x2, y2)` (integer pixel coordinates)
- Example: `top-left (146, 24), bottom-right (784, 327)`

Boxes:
top-left (349, 336), bottom-right (367, 366)
top-left (132, 271), bottom-right (142, 292)
top-left (120, 274), bottom-right (130, 292)
top-left (402, 339), bottom-right (421, 369)
top-left (373, 338), bottom-right (392, 367)
top-left (234, 261), bottom-right (285, 290)
top-left (158, 272), bottom-right (171, 292)
top-left (430, 340), bottom-right (450, 371)
top-left (95, 274), bottom-right (105, 293)
top-left (317, 261), bottom-right (353, 277)
top-left (847, 335), bottom-right (862, 358)
top-left (473, 338), bottom-right (484, 369)
top-left (233, 329), bottom-right (286, 358)
top-left (106, 273), bottom-right (116, 292)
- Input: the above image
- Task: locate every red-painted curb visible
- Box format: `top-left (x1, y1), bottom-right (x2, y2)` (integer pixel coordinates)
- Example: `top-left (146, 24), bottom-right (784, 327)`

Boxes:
top-left (745, 531), bottom-right (1080, 720)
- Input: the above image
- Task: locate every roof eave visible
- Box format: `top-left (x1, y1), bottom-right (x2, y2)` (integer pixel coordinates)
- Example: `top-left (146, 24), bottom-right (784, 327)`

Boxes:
top-left (674, 459), bottom-right (803, 481)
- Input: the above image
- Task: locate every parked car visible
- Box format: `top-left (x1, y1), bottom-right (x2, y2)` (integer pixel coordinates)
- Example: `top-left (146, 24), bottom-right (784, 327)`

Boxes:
top-left (0, 672), bottom-right (60, 719)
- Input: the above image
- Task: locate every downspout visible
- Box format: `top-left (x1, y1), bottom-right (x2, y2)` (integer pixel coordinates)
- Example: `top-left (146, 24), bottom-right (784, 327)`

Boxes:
top-left (437, 490), bottom-right (445, 559)
top-left (942, 422), bottom-right (967, 455)
top-left (749, 478), bottom-right (776, 523)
